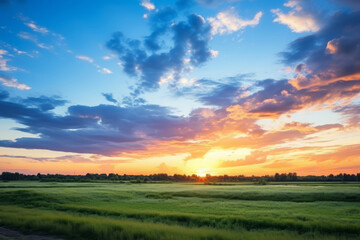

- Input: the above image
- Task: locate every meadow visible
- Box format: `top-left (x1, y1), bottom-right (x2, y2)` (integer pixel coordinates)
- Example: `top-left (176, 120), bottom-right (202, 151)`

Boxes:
top-left (0, 181), bottom-right (359, 239)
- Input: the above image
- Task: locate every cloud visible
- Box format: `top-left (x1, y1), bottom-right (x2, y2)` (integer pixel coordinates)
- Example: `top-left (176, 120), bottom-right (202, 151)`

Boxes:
top-left (0, 75), bottom-right (30, 90)
top-left (0, 89), bottom-right (9, 100)
top-left (21, 95), bottom-right (67, 111)
top-left (156, 162), bottom-right (179, 173)
top-left (18, 14), bottom-right (64, 41)
top-left (98, 67), bottom-right (112, 74)
top-left (76, 55), bottom-right (112, 74)
top-left (208, 8), bottom-right (263, 35)
top-left (282, 10), bottom-right (360, 89)
top-left (141, 0), bottom-right (155, 11)
top-left (17, 32), bottom-right (53, 49)
top-left (178, 76), bottom-right (247, 107)
top-left (330, 0), bottom-right (360, 9)
top-left (102, 93), bottom-right (118, 104)
top-left (334, 104), bottom-right (360, 127)
top-left (219, 151), bottom-right (267, 168)
top-left (107, 10), bottom-right (213, 93)
top-left (76, 55), bottom-right (94, 63)
top-left (272, 0), bottom-right (321, 33)
top-left (0, 49), bottom-right (19, 72)
top-left (310, 144), bottom-right (360, 163)
top-left (24, 21), bottom-right (49, 34)
top-left (0, 154), bottom-right (133, 164)
top-left (0, 92), bottom-right (199, 155)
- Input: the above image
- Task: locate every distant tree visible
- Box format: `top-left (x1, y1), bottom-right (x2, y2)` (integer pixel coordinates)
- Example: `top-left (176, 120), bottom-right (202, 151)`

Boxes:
top-left (275, 173), bottom-right (280, 182)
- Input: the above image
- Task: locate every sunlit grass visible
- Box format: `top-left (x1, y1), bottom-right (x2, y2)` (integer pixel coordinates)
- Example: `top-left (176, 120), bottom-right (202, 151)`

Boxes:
top-left (0, 181), bottom-right (359, 239)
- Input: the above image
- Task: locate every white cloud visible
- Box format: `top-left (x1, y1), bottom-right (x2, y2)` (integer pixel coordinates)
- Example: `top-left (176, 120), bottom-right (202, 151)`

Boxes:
top-left (210, 49), bottom-right (219, 58)
top-left (208, 8), bottom-right (263, 35)
top-left (103, 56), bottom-right (112, 60)
top-left (25, 22), bottom-right (49, 34)
top-left (0, 50), bottom-right (18, 72)
top-left (98, 68), bottom-right (112, 74)
top-left (17, 32), bottom-right (53, 50)
top-left (76, 55), bottom-right (94, 63)
top-left (141, 0), bottom-right (155, 11)
top-left (18, 15), bottom-right (65, 46)
top-left (0, 76), bottom-right (30, 90)
top-left (272, 0), bottom-right (320, 33)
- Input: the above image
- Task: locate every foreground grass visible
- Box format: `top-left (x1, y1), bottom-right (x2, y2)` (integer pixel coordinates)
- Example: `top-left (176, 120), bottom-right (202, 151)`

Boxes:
top-left (0, 181), bottom-right (359, 239)
top-left (0, 205), bottom-right (327, 240)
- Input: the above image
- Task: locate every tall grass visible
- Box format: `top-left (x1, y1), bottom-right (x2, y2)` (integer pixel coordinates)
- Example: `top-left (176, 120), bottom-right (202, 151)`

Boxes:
top-left (0, 206), bottom-right (327, 240)
top-left (0, 182), bottom-right (359, 239)
top-left (0, 190), bottom-right (359, 235)
top-left (164, 191), bottom-right (360, 202)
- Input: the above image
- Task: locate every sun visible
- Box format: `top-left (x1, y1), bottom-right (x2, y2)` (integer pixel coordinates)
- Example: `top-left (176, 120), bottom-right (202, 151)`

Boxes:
top-left (196, 169), bottom-right (208, 177)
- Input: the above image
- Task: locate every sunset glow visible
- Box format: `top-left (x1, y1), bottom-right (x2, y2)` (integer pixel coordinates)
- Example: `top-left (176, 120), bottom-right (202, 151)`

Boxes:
top-left (0, 0), bottom-right (360, 176)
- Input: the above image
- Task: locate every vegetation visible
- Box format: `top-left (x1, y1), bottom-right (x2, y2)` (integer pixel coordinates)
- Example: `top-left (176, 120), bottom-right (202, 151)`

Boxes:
top-left (0, 181), bottom-right (359, 239)
top-left (2, 171), bottom-right (360, 183)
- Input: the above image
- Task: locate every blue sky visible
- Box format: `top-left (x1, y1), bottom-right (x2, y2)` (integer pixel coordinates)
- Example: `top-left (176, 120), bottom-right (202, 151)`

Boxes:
top-left (0, 0), bottom-right (359, 175)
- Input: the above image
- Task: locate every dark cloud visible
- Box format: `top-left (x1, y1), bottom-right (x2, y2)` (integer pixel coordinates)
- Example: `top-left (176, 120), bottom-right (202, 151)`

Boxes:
top-left (102, 93), bottom-right (117, 104)
top-left (107, 8), bottom-right (212, 93)
top-left (21, 96), bottom-right (67, 111)
top-left (334, 104), bottom-right (360, 126)
top-left (282, 11), bottom-right (360, 89)
top-left (280, 35), bottom-right (317, 64)
top-left (0, 154), bottom-right (133, 164)
top-left (176, 74), bottom-right (253, 107)
top-left (185, 74), bottom-right (360, 118)
top-left (331, 0), bottom-right (360, 9)
top-left (0, 89), bottom-right (9, 100)
top-left (0, 93), bottom-right (223, 155)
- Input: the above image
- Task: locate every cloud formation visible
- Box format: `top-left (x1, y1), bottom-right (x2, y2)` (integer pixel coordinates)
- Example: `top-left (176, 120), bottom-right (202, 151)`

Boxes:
top-left (76, 55), bottom-right (94, 63)
top-left (0, 75), bottom-right (30, 90)
top-left (208, 8), bottom-right (263, 35)
top-left (102, 93), bottom-right (118, 104)
top-left (272, 0), bottom-right (321, 33)
top-left (282, 10), bottom-right (360, 89)
top-left (107, 9), bottom-right (212, 93)
top-left (0, 49), bottom-right (19, 72)
top-left (141, 0), bottom-right (155, 11)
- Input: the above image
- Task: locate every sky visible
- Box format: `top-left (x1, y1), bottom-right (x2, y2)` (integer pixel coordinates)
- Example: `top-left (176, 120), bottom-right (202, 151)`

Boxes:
top-left (0, 0), bottom-right (359, 176)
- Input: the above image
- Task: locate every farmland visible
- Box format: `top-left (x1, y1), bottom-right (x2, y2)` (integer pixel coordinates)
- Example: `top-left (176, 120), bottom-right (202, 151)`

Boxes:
top-left (0, 181), bottom-right (359, 239)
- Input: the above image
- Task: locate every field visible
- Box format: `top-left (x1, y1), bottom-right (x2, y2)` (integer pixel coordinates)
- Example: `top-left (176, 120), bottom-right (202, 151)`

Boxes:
top-left (0, 181), bottom-right (359, 240)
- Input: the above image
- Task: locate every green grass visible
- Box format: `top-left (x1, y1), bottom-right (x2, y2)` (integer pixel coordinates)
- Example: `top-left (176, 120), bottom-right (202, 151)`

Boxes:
top-left (0, 181), bottom-right (359, 239)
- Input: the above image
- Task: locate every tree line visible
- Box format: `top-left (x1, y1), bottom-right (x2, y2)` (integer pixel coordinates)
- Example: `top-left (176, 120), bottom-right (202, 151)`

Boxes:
top-left (1, 171), bottom-right (360, 182)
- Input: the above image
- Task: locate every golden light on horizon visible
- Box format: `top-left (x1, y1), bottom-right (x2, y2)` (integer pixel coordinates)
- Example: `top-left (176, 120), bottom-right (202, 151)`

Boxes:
top-left (195, 168), bottom-right (208, 177)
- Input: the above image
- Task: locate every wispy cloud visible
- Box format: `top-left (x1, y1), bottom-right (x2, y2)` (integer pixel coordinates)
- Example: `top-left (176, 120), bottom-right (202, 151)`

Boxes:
top-left (0, 49), bottom-right (19, 72)
top-left (141, 0), bottom-right (155, 11)
top-left (98, 67), bottom-right (112, 74)
top-left (19, 14), bottom-right (65, 41)
top-left (208, 8), bottom-right (263, 35)
top-left (76, 55), bottom-right (94, 63)
top-left (76, 55), bottom-right (113, 74)
top-left (17, 32), bottom-right (53, 49)
top-left (0, 75), bottom-right (30, 90)
top-left (24, 21), bottom-right (49, 34)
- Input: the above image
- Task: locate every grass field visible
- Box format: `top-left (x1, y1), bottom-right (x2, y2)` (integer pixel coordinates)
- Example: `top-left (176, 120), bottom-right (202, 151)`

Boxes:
top-left (0, 181), bottom-right (359, 239)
